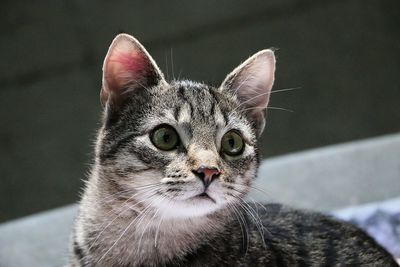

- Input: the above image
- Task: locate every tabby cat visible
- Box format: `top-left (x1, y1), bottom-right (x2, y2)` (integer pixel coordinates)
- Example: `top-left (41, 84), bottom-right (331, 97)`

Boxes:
top-left (70, 33), bottom-right (398, 266)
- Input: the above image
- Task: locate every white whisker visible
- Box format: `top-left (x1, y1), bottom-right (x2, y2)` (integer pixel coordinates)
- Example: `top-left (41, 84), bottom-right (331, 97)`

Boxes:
top-left (89, 187), bottom-right (161, 251)
top-left (170, 48), bottom-right (175, 80)
top-left (97, 195), bottom-right (162, 263)
top-left (154, 199), bottom-right (168, 248)
top-left (227, 202), bottom-right (246, 252)
top-left (137, 196), bottom-right (165, 252)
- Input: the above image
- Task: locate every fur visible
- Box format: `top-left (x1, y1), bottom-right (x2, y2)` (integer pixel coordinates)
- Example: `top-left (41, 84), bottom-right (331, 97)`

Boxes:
top-left (69, 34), bottom-right (398, 266)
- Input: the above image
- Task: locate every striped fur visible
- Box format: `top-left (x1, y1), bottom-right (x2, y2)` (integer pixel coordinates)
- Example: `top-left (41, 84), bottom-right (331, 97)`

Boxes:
top-left (69, 34), bottom-right (398, 266)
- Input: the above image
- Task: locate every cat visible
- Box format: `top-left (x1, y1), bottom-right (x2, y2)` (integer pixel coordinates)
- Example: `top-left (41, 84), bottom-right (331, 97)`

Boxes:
top-left (69, 33), bottom-right (398, 266)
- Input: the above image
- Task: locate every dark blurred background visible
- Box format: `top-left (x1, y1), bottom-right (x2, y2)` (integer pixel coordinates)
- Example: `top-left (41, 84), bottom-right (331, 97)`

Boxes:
top-left (1, 0), bottom-right (399, 222)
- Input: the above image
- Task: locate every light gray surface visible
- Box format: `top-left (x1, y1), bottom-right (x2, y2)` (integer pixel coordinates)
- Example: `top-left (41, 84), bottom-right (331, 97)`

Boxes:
top-left (0, 205), bottom-right (77, 267)
top-left (252, 132), bottom-right (400, 211)
top-left (334, 196), bottom-right (400, 221)
top-left (1, 133), bottom-right (399, 267)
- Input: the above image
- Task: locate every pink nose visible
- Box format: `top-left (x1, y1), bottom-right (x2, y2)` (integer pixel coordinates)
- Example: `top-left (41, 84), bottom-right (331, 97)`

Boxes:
top-left (193, 166), bottom-right (221, 188)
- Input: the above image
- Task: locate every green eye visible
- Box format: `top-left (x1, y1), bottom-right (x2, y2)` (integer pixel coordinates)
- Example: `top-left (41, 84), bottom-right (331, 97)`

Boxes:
top-left (151, 125), bottom-right (180, 151)
top-left (221, 130), bottom-right (244, 156)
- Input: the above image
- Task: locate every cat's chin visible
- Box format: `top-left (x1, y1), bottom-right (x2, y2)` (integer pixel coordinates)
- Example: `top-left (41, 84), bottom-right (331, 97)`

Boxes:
top-left (192, 192), bottom-right (216, 203)
top-left (153, 194), bottom-right (225, 219)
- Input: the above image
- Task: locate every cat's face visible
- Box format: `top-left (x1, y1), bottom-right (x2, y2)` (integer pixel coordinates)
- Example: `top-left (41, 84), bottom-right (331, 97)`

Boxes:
top-left (97, 34), bottom-right (275, 218)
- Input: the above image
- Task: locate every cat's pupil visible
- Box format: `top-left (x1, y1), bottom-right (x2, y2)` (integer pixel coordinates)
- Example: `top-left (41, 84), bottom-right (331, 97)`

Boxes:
top-left (163, 133), bottom-right (170, 143)
top-left (228, 138), bottom-right (234, 148)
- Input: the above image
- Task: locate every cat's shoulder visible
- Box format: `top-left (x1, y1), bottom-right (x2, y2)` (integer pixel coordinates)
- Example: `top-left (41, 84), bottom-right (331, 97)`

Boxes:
top-left (259, 202), bottom-right (371, 237)
top-left (256, 203), bottom-right (398, 266)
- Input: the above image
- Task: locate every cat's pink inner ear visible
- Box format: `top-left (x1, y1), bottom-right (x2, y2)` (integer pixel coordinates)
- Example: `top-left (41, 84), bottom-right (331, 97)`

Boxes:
top-left (233, 50), bottom-right (275, 110)
top-left (101, 34), bottom-right (164, 106)
top-left (105, 51), bottom-right (148, 92)
top-left (224, 50), bottom-right (275, 110)
top-left (221, 49), bottom-right (276, 135)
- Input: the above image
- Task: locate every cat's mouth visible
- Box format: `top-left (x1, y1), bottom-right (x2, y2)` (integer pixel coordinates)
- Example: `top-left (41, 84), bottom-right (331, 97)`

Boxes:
top-left (192, 192), bottom-right (216, 203)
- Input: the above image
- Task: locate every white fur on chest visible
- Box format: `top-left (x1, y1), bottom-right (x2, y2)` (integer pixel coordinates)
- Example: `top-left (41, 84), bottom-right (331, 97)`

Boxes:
top-left (76, 191), bottom-right (219, 266)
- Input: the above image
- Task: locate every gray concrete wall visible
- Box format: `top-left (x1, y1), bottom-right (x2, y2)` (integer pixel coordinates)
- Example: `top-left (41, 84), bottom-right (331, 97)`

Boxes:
top-left (1, 0), bottom-right (399, 222)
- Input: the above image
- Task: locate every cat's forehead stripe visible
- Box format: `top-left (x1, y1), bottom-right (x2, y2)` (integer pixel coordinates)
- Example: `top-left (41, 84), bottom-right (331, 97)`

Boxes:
top-left (178, 103), bottom-right (191, 124)
top-left (176, 83), bottom-right (216, 121)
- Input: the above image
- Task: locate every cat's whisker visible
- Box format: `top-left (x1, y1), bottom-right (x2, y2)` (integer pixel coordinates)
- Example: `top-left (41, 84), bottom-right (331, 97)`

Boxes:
top-left (233, 91), bottom-right (273, 113)
top-left (97, 187), bottom-right (161, 234)
top-left (235, 198), bottom-right (267, 247)
top-left (227, 202), bottom-right (247, 253)
top-left (126, 201), bottom-right (155, 240)
top-left (176, 69), bottom-right (183, 81)
top-left (270, 86), bottom-right (302, 94)
top-left (227, 189), bottom-right (266, 246)
top-left (99, 186), bottom-right (141, 202)
top-left (165, 53), bottom-right (169, 81)
top-left (224, 94), bottom-right (263, 119)
top-left (229, 202), bottom-right (250, 256)
top-left (136, 196), bottom-right (166, 253)
top-left (170, 48), bottom-right (175, 80)
top-left (230, 202), bottom-right (249, 249)
top-left (251, 182), bottom-right (274, 198)
top-left (89, 188), bottom-right (161, 251)
top-left (154, 202), bottom-right (167, 248)
top-left (155, 197), bottom-right (178, 248)
top-left (267, 106), bottom-right (294, 112)
top-left (233, 74), bottom-right (256, 95)
top-left (240, 106), bottom-right (294, 113)
top-left (127, 195), bottom-right (165, 253)
top-left (97, 186), bottom-right (161, 226)
top-left (99, 190), bottom-right (133, 204)
top-left (228, 86), bottom-right (301, 117)
top-left (237, 202), bottom-right (266, 246)
top-left (132, 182), bottom-right (164, 189)
top-left (234, 183), bottom-right (274, 200)
top-left (97, 195), bottom-right (162, 264)
top-left (127, 183), bottom-right (165, 194)
top-left (247, 195), bottom-right (269, 214)
top-left (99, 183), bottom-right (162, 204)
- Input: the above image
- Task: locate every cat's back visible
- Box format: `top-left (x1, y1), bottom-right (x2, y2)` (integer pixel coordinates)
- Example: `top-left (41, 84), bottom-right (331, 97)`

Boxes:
top-left (178, 203), bottom-right (398, 267)
top-left (257, 203), bottom-right (397, 266)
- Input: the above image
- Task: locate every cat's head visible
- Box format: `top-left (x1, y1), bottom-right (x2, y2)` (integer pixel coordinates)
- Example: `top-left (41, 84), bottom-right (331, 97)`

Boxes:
top-left (96, 34), bottom-right (275, 218)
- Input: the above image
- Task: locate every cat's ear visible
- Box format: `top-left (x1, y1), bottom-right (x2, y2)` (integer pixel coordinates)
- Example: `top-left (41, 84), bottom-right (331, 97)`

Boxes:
top-left (220, 50), bottom-right (276, 136)
top-left (100, 34), bottom-right (166, 107)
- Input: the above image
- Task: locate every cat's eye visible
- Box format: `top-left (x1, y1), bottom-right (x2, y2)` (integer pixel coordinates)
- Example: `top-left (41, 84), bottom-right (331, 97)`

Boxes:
top-left (221, 130), bottom-right (244, 156)
top-left (151, 125), bottom-right (180, 151)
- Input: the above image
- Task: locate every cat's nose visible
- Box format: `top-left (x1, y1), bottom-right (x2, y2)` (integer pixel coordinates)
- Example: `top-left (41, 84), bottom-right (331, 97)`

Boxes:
top-left (193, 165), bottom-right (221, 188)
